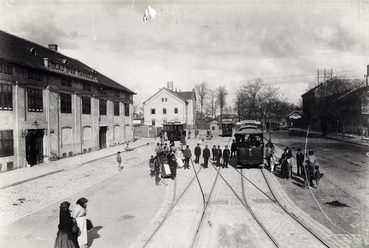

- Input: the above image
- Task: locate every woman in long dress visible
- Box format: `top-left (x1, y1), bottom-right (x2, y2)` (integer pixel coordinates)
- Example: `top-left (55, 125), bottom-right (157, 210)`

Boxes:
top-left (73, 197), bottom-right (89, 248)
top-left (54, 201), bottom-right (79, 248)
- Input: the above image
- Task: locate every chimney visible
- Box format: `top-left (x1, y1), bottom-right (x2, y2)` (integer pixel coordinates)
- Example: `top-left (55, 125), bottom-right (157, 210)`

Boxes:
top-left (48, 44), bottom-right (58, 51)
top-left (167, 81), bottom-right (173, 91)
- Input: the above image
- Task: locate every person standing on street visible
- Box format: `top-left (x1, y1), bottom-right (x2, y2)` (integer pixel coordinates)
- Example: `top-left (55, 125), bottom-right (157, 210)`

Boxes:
top-left (296, 148), bottom-right (304, 177)
top-left (183, 145), bottom-right (192, 169)
top-left (116, 151), bottom-right (123, 171)
top-left (230, 139), bottom-right (237, 158)
top-left (222, 145), bottom-right (230, 168)
top-left (167, 148), bottom-right (177, 180)
top-left (265, 139), bottom-right (274, 169)
top-left (54, 201), bottom-right (79, 248)
top-left (188, 129), bottom-right (191, 139)
top-left (194, 143), bottom-right (202, 164)
top-left (203, 145), bottom-right (210, 168)
top-left (195, 129), bottom-right (199, 139)
top-left (149, 155), bottom-right (155, 177)
top-left (73, 197), bottom-right (89, 248)
top-left (306, 151), bottom-right (317, 187)
top-left (154, 153), bottom-right (162, 186)
top-left (216, 145), bottom-right (222, 167)
top-left (212, 145), bottom-right (217, 160)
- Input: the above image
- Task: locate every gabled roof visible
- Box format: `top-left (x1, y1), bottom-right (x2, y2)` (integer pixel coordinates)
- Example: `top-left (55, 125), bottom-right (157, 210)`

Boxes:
top-left (174, 90), bottom-right (196, 102)
top-left (0, 29), bottom-right (135, 94)
top-left (286, 110), bottom-right (303, 117)
top-left (143, 87), bottom-right (195, 104)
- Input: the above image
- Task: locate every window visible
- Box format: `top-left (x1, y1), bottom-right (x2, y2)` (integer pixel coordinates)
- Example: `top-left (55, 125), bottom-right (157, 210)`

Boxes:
top-left (151, 108), bottom-right (156, 114)
top-left (165, 98), bottom-right (167, 102)
top-left (114, 91), bottom-right (120, 97)
top-left (0, 84), bottom-right (12, 111)
top-left (100, 99), bottom-right (107, 115)
top-left (28, 71), bottom-right (43, 81)
top-left (124, 103), bottom-right (129, 116)
top-left (125, 93), bottom-right (130, 99)
top-left (174, 108), bottom-right (178, 114)
top-left (60, 93), bottom-right (72, 113)
top-left (152, 120), bottom-right (155, 126)
top-left (3, 62), bottom-right (12, 75)
top-left (161, 97), bottom-right (167, 102)
top-left (82, 83), bottom-right (91, 91)
top-left (163, 108), bottom-right (167, 114)
top-left (114, 102), bottom-right (119, 116)
top-left (0, 130), bottom-right (14, 157)
top-left (27, 88), bottom-right (43, 112)
top-left (61, 78), bottom-right (72, 87)
top-left (82, 96), bottom-right (91, 114)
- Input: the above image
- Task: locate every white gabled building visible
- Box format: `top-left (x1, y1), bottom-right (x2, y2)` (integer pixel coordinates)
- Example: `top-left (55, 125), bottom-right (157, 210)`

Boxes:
top-left (143, 82), bottom-right (196, 128)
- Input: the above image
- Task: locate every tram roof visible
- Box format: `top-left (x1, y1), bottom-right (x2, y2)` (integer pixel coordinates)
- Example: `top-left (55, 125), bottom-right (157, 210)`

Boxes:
top-left (235, 125), bottom-right (263, 135)
top-left (162, 122), bottom-right (185, 126)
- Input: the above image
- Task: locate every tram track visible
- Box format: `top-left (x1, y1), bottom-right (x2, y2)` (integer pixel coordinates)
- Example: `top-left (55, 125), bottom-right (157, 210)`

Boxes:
top-left (225, 165), bottom-right (331, 247)
top-left (142, 137), bottom-right (232, 248)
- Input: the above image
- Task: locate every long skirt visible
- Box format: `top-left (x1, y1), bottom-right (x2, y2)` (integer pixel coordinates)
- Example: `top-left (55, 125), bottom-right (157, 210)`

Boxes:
top-left (54, 231), bottom-right (79, 248)
top-left (76, 216), bottom-right (88, 247)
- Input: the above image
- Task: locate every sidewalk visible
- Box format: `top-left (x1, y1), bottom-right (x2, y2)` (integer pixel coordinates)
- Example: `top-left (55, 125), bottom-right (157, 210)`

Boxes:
top-left (287, 126), bottom-right (369, 148)
top-left (0, 138), bottom-right (155, 190)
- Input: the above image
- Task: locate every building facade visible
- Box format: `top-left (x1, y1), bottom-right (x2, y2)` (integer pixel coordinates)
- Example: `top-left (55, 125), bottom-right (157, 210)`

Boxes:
top-left (0, 30), bottom-right (135, 172)
top-left (143, 82), bottom-right (196, 128)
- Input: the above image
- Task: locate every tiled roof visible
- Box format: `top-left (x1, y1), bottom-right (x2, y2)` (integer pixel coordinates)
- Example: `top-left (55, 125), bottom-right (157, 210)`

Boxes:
top-left (0, 29), bottom-right (135, 94)
top-left (174, 91), bottom-right (195, 101)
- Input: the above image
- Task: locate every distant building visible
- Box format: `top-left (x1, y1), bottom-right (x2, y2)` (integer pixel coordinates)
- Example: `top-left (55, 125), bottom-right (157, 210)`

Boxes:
top-left (143, 82), bottom-right (196, 128)
top-left (0, 30), bottom-right (135, 172)
top-left (286, 110), bottom-right (303, 126)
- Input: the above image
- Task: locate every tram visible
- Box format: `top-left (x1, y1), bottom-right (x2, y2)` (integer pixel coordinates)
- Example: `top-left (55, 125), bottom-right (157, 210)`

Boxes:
top-left (162, 122), bottom-right (186, 141)
top-left (234, 125), bottom-right (264, 168)
top-left (221, 121), bottom-right (233, 137)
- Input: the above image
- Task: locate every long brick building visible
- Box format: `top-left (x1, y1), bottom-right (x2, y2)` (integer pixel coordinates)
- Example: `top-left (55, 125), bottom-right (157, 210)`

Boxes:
top-left (0, 30), bottom-right (135, 172)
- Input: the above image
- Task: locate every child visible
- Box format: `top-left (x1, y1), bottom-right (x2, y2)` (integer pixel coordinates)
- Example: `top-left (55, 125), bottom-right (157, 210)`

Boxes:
top-left (315, 165), bottom-right (321, 188)
top-left (149, 155), bottom-right (155, 177)
top-left (117, 151), bottom-right (123, 171)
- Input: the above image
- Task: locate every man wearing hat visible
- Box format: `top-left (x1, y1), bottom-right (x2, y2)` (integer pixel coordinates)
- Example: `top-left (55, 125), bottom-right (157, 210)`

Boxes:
top-left (167, 148), bottom-right (177, 180)
top-left (183, 145), bottom-right (192, 169)
top-left (194, 143), bottom-right (202, 164)
top-left (203, 145), bottom-right (210, 168)
top-left (296, 148), bottom-right (304, 177)
top-left (222, 145), bottom-right (230, 168)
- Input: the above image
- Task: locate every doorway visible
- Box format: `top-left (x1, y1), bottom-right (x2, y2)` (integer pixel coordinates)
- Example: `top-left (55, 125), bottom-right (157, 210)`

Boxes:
top-left (25, 129), bottom-right (44, 166)
top-left (99, 127), bottom-right (107, 149)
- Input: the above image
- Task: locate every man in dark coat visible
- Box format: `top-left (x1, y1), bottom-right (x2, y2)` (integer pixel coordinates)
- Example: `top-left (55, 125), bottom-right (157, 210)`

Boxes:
top-left (194, 143), bottom-right (201, 164)
top-left (212, 145), bottom-right (217, 160)
top-left (222, 145), bottom-right (230, 168)
top-left (166, 148), bottom-right (177, 180)
top-left (183, 145), bottom-right (192, 169)
top-left (296, 148), bottom-right (304, 177)
top-left (230, 139), bottom-right (237, 158)
top-left (216, 145), bottom-right (222, 167)
top-left (203, 145), bottom-right (210, 168)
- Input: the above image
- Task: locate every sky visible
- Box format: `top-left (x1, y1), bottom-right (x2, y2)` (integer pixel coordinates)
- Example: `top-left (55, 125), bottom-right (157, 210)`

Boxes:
top-left (0, 0), bottom-right (368, 108)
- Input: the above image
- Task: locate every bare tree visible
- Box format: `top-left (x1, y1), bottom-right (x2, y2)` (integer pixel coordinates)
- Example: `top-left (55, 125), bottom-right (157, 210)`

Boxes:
top-left (216, 86), bottom-right (228, 125)
top-left (208, 90), bottom-right (218, 118)
top-left (195, 82), bottom-right (209, 120)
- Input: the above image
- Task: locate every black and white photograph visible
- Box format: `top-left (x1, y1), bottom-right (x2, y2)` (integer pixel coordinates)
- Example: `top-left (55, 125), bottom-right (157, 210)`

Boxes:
top-left (0, 0), bottom-right (368, 247)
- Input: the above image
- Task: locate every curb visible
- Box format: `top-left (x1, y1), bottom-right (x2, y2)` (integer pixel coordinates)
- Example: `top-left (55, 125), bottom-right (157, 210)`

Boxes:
top-left (1, 141), bottom-right (155, 190)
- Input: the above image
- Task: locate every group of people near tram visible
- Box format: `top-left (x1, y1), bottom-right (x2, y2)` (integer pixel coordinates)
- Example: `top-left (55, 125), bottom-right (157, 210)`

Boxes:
top-left (152, 130), bottom-right (321, 189)
top-left (265, 140), bottom-right (321, 188)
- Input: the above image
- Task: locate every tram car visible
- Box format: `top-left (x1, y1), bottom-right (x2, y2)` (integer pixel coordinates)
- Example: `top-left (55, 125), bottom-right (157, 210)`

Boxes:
top-left (221, 121), bottom-right (233, 137)
top-left (234, 125), bottom-right (264, 168)
top-left (162, 122), bottom-right (186, 141)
